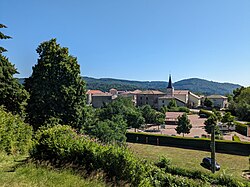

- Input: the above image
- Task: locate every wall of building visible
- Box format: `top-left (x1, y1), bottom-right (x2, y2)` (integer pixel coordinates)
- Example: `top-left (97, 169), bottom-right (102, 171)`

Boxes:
top-left (92, 95), bottom-right (112, 108)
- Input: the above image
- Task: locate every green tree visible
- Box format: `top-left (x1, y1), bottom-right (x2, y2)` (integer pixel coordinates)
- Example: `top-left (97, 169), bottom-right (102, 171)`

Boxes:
top-left (86, 115), bottom-right (127, 143)
top-left (168, 99), bottom-right (177, 108)
top-left (204, 98), bottom-right (213, 107)
top-left (221, 112), bottom-right (235, 127)
top-left (25, 39), bottom-right (86, 130)
top-left (204, 114), bottom-right (220, 135)
top-left (0, 24), bottom-right (29, 116)
top-left (126, 108), bottom-right (145, 132)
top-left (175, 113), bottom-right (192, 137)
top-left (140, 105), bottom-right (156, 124)
top-left (231, 87), bottom-right (250, 121)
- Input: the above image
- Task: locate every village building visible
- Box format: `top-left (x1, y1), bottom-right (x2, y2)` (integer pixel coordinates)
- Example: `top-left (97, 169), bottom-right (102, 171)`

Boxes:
top-left (91, 93), bottom-right (113, 108)
top-left (137, 75), bottom-right (202, 110)
top-left (204, 95), bottom-right (228, 109)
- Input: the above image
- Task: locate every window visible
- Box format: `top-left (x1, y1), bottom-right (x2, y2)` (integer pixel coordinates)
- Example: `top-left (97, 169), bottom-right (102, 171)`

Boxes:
top-left (146, 97), bottom-right (148, 100)
top-left (140, 97), bottom-right (142, 100)
top-left (162, 100), bottom-right (164, 103)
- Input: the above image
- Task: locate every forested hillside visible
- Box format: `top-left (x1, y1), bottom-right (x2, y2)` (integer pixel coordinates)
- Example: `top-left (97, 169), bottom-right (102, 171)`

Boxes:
top-left (18, 77), bottom-right (241, 95)
top-left (83, 77), bottom-right (241, 95)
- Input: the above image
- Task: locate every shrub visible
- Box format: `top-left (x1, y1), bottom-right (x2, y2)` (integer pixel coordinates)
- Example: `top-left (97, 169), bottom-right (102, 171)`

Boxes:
top-left (232, 134), bottom-right (241, 142)
top-left (234, 121), bottom-right (248, 136)
top-left (0, 107), bottom-right (33, 154)
top-left (31, 125), bottom-right (209, 186)
top-left (199, 109), bottom-right (213, 118)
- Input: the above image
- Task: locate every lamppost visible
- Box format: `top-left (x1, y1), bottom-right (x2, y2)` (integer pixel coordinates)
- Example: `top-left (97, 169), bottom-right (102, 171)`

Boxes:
top-left (211, 124), bottom-right (216, 173)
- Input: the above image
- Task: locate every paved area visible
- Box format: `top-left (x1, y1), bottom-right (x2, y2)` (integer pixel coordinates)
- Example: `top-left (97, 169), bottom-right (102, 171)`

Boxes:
top-left (130, 112), bottom-right (250, 142)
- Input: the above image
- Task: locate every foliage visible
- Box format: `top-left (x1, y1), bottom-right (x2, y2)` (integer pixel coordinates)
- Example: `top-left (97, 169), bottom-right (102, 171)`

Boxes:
top-left (204, 114), bottom-right (221, 135)
top-left (167, 99), bottom-right (177, 108)
top-left (31, 125), bottom-right (223, 186)
top-left (204, 98), bottom-right (213, 107)
top-left (221, 112), bottom-right (235, 127)
top-left (85, 115), bottom-right (127, 144)
top-left (154, 157), bottom-right (247, 187)
top-left (161, 106), bottom-right (190, 113)
top-left (0, 152), bottom-right (107, 187)
top-left (175, 113), bottom-right (192, 137)
top-left (0, 24), bottom-right (29, 116)
top-left (140, 105), bottom-right (164, 125)
top-left (90, 97), bottom-right (144, 142)
top-left (232, 134), bottom-right (241, 142)
top-left (127, 132), bottom-right (250, 156)
top-left (84, 77), bottom-right (241, 95)
top-left (0, 107), bottom-right (33, 154)
top-left (230, 87), bottom-right (250, 121)
top-left (25, 39), bottom-right (86, 130)
top-left (198, 109), bottom-right (213, 118)
top-left (234, 121), bottom-right (248, 136)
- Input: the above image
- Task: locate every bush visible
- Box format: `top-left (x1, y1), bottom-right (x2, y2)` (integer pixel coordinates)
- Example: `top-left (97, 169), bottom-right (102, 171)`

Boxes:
top-left (199, 109), bottom-right (213, 118)
top-left (232, 134), bottom-right (241, 142)
top-left (0, 107), bottom-right (33, 154)
top-left (234, 121), bottom-right (248, 136)
top-left (31, 125), bottom-right (211, 186)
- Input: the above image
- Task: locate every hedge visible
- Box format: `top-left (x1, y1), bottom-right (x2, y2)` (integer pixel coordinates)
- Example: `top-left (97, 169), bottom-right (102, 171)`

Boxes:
top-left (198, 109), bottom-right (213, 118)
top-left (126, 132), bottom-right (250, 156)
top-left (234, 121), bottom-right (249, 136)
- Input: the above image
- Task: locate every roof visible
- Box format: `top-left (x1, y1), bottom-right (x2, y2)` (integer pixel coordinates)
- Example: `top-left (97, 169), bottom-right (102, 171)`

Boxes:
top-left (207, 95), bottom-right (227, 99)
top-left (131, 89), bottom-right (142, 94)
top-left (92, 93), bottom-right (112, 97)
top-left (86, 90), bottom-right (104, 94)
top-left (174, 90), bottom-right (189, 95)
top-left (189, 92), bottom-right (201, 99)
top-left (138, 90), bottom-right (165, 95)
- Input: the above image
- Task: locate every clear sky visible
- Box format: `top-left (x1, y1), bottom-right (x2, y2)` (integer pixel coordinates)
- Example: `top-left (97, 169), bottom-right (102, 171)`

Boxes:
top-left (1, 0), bottom-right (250, 86)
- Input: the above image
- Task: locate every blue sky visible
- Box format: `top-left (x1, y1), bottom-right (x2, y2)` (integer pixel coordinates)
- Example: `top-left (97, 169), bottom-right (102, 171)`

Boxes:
top-left (1, 0), bottom-right (250, 86)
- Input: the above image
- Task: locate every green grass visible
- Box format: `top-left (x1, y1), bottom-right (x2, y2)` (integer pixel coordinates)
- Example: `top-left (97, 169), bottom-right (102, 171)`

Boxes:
top-left (0, 153), bottom-right (108, 187)
top-left (128, 143), bottom-right (250, 182)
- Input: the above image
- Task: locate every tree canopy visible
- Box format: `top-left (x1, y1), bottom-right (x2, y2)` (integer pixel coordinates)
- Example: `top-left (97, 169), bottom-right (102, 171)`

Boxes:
top-left (0, 24), bottom-right (29, 116)
top-left (175, 113), bottom-right (192, 137)
top-left (25, 39), bottom-right (86, 130)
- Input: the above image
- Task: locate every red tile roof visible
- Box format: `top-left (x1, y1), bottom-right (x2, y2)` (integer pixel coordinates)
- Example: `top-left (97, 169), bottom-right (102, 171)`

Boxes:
top-left (86, 90), bottom-right (104, 94)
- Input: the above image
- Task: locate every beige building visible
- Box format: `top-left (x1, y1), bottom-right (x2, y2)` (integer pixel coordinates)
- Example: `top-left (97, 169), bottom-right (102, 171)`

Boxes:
top-left (119, 89), bottom-right (141, 105)
top-left (136, 90), bottom-right (165, 109)
top-left (158, 96), bottom-right (186, 110)
top-left (136, 75), bottom-right (202, 109)
top-left (86, 90), bottom-right (104, 105)
top-left (91, 93), bottom-right (113, 108)
top-left (205, 95), bottom-right (228, 109)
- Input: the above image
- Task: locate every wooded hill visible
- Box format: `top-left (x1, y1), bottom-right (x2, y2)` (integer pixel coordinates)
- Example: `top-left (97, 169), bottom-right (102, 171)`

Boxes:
top-left (83, 77), bottom-right (241, 95)
top-left (18, 77), bottom-right (241, 95)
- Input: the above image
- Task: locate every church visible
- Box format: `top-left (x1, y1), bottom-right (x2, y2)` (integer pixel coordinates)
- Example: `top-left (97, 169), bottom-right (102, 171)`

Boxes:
top-left (136, 75), bottom-right (201, 110)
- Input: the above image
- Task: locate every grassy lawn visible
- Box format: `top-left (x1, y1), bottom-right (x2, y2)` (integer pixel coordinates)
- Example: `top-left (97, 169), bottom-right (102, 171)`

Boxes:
top-left (0, 153), bottom-right (108, 187)
top-left (128, 143), bottom-right (249, 182)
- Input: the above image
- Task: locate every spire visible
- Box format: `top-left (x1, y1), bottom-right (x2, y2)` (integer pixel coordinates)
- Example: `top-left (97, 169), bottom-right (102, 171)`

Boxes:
top-left (167, 74), bottom-right (173, 88)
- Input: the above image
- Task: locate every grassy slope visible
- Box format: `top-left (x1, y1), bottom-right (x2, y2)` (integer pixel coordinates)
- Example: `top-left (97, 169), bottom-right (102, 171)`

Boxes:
top-left (0, 153), bottom-right (108, 187)
top-left (128, 143), bottom-right (249, 182)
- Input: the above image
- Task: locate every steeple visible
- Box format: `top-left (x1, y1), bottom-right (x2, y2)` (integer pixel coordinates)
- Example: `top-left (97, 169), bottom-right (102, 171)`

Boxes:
top-left (167, 74), bottom-right (173, 88)
top-left (166, 74), bottom-right (174, 97)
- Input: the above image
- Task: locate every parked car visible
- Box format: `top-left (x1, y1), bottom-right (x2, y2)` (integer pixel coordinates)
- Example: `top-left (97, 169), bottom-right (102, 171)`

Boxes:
top-left (202, 157), bottom-right (220, 171)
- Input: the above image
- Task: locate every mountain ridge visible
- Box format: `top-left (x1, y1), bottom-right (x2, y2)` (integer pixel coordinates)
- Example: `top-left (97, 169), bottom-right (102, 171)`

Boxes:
top-left (18, 77), bottom-right (242, 95)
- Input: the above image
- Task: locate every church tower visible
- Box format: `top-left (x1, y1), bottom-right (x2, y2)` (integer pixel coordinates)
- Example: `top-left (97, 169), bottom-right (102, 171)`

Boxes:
top-left (166, 74), bottom-right (174, 97)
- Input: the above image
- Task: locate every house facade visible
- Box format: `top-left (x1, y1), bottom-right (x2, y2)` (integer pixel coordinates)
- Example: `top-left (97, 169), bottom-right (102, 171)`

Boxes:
top-left (205, 95), bottom-right (228, 109)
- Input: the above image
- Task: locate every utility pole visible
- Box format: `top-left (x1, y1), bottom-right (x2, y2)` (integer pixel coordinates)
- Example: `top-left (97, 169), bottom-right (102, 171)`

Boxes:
top-left (211, 124), bottom-right (216, 173)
